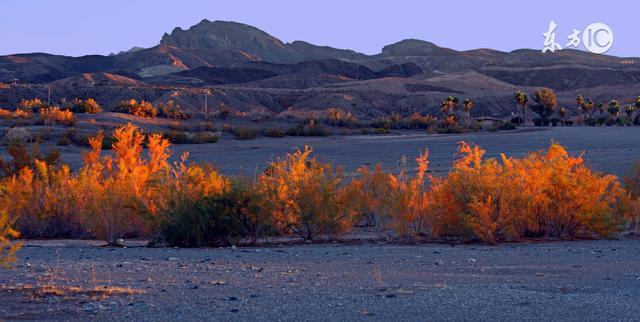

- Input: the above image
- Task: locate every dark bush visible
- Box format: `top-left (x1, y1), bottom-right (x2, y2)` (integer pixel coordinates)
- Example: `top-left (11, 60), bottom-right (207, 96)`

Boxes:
top-left (286, 124), bottom-right (332, 137)
top-left (233, 127), bottom-right (258, 140)
top-left (157, 188), bottom-right (272, 247)
top-left (158, 197), bottom-right (244, 247)
top-left (263, 128), bottom-right (285, 138)
top-left (193, 132), bottom-right (219, 144)
top-left (165, 130), bottom-right (190, 144)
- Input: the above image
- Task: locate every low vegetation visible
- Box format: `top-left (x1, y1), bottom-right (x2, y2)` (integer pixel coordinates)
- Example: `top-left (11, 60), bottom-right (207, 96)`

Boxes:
top-left (116, 99), bottom-right (158, 118)
top-left (233, 127), bottom-right (258, 140)
top-left (0, 123), bottom-right (638, 263)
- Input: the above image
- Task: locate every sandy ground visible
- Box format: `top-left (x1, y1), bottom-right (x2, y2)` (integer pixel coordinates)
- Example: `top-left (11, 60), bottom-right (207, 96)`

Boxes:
top-left (1, 239), bottom-right (640, 321)
top-left (8, 126), bottom-right (639, 177)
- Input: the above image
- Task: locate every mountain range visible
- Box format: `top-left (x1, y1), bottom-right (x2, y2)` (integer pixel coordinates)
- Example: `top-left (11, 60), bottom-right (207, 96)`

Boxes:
top-left (2, 19), bottom-right (639, 119)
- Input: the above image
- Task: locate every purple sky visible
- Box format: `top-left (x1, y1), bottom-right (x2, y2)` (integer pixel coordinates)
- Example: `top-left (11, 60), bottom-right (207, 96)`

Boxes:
top-left (1, 0), bottom-right (636, 57)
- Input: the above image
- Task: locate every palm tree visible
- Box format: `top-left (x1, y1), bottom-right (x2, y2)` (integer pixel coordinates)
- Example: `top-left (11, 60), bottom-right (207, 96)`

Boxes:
top-left (452, 97), bottom-right (460, 113)
top-left (440, 100), bottom-right (449, 118)
top-left (441, 96), bottom-right (456, 117)
top-left (576, 95), bottom-right (585, 123)
top-left (514, 91), bottom-right (528, 126)
top-left (608, 99), bottom-right (621, 120)
top-left (625, 104), bottom-right (636, 120)
top-left (558, 107), bottom-right (569, 126)
top-left (598, 102), bottom-right (605, 117)
top-left (462, 98), bottom-right (474, 119)
top-left (582, 99), bottom-right (594, 122)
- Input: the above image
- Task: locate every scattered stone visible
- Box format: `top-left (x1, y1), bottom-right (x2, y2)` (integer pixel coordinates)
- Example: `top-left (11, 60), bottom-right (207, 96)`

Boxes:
top-left (114, 239), bottom-right (126, 247)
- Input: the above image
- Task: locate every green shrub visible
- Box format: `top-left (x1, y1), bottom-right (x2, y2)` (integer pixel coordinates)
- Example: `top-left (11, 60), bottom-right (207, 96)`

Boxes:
top-left (157, 188), bottom-right (270, 247)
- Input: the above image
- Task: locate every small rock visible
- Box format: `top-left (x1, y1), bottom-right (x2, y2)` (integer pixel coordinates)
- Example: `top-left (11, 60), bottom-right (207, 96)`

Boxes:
top-left (468, 258), bottom-right (476, 263)
top-left (115, 238), bottom-right (126, 247)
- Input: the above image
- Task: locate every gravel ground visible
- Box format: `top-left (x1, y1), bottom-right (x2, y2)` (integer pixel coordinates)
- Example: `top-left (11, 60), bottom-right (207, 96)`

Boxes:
top-left (1, 239), bottom-right (639, 321)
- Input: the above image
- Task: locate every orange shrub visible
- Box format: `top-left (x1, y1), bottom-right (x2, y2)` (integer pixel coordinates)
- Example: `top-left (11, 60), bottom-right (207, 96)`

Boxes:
top-left (38, 107), bottom-right (75, 126)
top-left (19, 98), bottom-right (46, 112)
top-left (0, 210), bottom-right (21, 268)
top-left (0, 108), bottom-right (12, 119)
top-left (623, 162), bottom-right (640, 231)
top-left (117, 99), bottom-right (157, 118)
top-left (433, 142), bottom-right (625, 242)
top-left (355, 150), bottom-right (431, 238)
top-left (0, 124), bottom-right (231, 245)
top-left (76, 126), bottom-right (172, 244)
top-left (72, 98), bottom-right (102, 114)
top-left (256, 147), bottom-right (360, 240)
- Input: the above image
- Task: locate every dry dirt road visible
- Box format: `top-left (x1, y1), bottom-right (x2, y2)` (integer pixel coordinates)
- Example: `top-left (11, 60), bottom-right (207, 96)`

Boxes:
top-left (1, 239), bottom-right (639, 321)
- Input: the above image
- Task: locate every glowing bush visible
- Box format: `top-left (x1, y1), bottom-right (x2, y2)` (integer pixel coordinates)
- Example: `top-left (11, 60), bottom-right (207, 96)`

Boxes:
top-left (19, 98), bottom-right (46, 112)
top-left (116, 99), bottom-right (158, 118)
top-left (355, 151), bottom-right (432, 238)
top-left (72, 98), bottom-right (102, 114)
top-left (38, 107), bottom-right (75, 126)
top-left (256, 147), bottom-right (360, 240)
top-left (435, 142), bottom-right (625, 242)
top-left (0, 210), bottom-right (21, 269)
